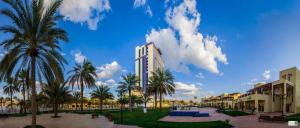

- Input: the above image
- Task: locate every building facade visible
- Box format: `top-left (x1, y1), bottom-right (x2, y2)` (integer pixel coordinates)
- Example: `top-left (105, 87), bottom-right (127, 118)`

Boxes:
top-left (237, 67), bottom-right (300, 114)
top-left (135, 42), bottom-right (164, 93)
top-left (201, 93), bottom-right (241, 109)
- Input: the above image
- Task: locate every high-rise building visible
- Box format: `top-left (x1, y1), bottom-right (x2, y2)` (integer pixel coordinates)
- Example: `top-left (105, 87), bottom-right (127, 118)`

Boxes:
top-left (135, 42), bottom-right (164, 93)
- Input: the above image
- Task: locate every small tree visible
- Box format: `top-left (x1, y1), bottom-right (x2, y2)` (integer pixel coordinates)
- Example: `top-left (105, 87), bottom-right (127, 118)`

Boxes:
top-left (3, 77), bottom-right (19, 113)
top-left (90, 84), bottom-right (113, 112)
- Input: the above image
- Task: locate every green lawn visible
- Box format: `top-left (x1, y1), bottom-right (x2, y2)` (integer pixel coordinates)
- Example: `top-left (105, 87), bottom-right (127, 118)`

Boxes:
top-left (220, 110), bottom-right (250, 117)
top-left (102, 108), bottom-right (232, 128)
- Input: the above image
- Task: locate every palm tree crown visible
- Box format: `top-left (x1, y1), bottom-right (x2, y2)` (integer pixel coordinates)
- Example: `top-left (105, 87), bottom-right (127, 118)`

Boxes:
top-left (67, 60), bottom-right (97, 111)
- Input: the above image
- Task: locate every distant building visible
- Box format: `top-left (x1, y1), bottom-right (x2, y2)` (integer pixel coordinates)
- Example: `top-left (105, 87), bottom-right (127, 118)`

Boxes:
top-left (201, 92), bottom-right (241, 109)
top-left (135, 42), bottom-right (164, 93)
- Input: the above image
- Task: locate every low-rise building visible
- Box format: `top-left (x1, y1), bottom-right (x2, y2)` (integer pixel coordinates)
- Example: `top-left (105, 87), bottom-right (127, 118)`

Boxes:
top-left (237, 67), bottom-right (300, 114)
top-left (201, 92), bottom-right (241, 109)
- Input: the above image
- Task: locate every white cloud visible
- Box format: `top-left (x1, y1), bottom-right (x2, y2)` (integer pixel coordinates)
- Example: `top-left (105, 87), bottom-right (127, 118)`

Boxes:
top-left (146, 0), bottom-right (227, 74)
top-left (195, 72), bottom-right (205, 79)
top-left (133, 0), bottom-right (152, 17)
top-left (173, 82), bottom-right (214, 100)
top-left (73, 51), bottom-right (86, 63)
top-left (96, 79), bottom-right (119, 88)
top-left (263, 70), bottom-right (271, 80)
top-left (45, 0), bottom-right (111, 30)
top-left (175, 82), bottom-right (198, 96)
top-left (97, 61), bottom-right (122, 79)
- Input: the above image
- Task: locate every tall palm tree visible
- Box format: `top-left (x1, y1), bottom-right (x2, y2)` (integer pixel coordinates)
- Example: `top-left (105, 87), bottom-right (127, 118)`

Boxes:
top-left (151, 69), bottom-right (175, 111)
top-left (0, 0), bottom-right (68, 126)
top-left (119, 73), bottom-right (138, 112)
top-left (3, 77), bottom-right (19, 113)
top-left (41, 79), bottom-right (71, 117)
top-left (67, 60), bottom-right (97, 111)
top-left (17, 69), bottom-right (29, 113)
top-left (72, 91), bottom-right (80, 110)
top-left (90, 84), bottom-right (113, 112)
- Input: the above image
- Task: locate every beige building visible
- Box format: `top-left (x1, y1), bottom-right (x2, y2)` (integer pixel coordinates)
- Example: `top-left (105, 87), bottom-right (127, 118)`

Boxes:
top-left (201, 93), bottom-right (241, 109)
top-left (135, 42), bottom-right (164, 93)
top-left (238, 67), bottom-right (300, 114)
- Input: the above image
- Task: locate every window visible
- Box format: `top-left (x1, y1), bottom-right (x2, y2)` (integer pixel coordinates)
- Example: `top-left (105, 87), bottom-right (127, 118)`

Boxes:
top-left (288, 74), bottom-right (292, 82)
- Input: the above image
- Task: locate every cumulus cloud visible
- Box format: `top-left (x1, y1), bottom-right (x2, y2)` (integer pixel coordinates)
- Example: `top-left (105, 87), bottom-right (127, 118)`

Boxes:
top-left (73, 51), bottom-right (86, 63)
top-left (97, 61), bottom-right (122, 79)
top-left (45, 0), bottom-right (111, 30)
top-left (195, 72), bottom-right (205, 79)
top-left (175, 82), bottom-right (198, 96)
top-left (173, 82), bottom-right (214, 100)
top-left (146, 0), bottom-right (227, 74)
top-left (133, 0), bottom-right (152, 17)
top-left (263, 70), bottom-right (271, 80)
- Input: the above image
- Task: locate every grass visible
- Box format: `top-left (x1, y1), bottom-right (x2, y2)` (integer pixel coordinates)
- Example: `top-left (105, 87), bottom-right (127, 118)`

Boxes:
top-left (219, 110), bottom-right (250, 117)
top-left (101, 108), bottom-right (232, 128)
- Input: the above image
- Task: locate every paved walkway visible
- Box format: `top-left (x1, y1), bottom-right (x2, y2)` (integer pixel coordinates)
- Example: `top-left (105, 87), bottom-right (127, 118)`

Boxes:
top-left (0, 113), bottom-right (138, 128)
top-left (160, 108), bottom-right (290, 128)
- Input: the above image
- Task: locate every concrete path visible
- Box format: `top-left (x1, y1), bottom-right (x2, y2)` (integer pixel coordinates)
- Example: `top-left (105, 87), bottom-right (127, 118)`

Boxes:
top-left (160, 107), bottom-right (290, 128)
top-left (0, 113), bottom-right (138, 128)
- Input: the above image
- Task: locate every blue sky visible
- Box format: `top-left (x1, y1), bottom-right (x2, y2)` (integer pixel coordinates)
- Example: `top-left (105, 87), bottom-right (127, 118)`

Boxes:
top-left (1, 0), bottom-right (300, 100)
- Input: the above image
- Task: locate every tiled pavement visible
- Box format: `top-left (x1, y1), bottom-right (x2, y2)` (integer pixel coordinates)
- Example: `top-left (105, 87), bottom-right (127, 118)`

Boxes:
top-left (160, 108), bottom-right (291, 128)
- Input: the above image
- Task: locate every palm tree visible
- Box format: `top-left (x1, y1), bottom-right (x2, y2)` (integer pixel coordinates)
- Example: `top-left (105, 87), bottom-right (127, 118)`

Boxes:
top-left (17, 69), bottom-right (29, 113)
top-left (119, 73), bottom-right (138, 112)
top-left (90, 84), bottom-right (113, 112)
top-left (41, 79), bottom-right (71, 117)
top-left (67, 60), bottom-right (97, 111)
top-left (151, 69), bottom-right (175, 111)
top-left (0, 0), bottom-right (68, 126)
top-left (3, 77), bottom-right (19, 113)
top-left (72, 91), bottom-right (80, 110)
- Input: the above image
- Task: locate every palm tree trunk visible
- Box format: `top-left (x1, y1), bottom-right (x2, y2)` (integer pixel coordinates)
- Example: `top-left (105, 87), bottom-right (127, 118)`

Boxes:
top-left (129, 90), bottom-right (132, 112)
top-left (31, 57), bottom-right (37, 127)
top-left (100, 98), bottom-right (103, 112)
top-left (23, 83), bottom-right (26, 113)
top-left (10, 93), bottom-right (13, 113)
top-left (54, 100), bottom-right (58, 117)
top-left (154, 92), bottom-right (157, 109)
top-left (80, 80), bottom-right (84, 112)
top-left (159, 90), bottom-right (162, 111)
